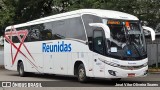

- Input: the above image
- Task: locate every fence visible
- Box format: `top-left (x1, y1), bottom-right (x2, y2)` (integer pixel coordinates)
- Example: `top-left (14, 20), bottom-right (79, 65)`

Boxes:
top-left (147, 44), bottom-right (160, 67)
top-left (146, 37), bottom-right (160, 67)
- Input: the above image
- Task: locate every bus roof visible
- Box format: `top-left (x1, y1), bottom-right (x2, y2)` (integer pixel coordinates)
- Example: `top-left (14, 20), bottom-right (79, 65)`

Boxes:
top-left (28, 9), bottom-right (138, 23)
top-left (6, 9), bottom-right (139, 30)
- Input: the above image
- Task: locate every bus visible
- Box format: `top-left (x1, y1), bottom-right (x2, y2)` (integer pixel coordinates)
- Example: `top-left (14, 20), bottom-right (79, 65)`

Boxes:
top-left (0, 36), bottom-right (4, 45)
top-left (4, 9), bottom-right (155, 82)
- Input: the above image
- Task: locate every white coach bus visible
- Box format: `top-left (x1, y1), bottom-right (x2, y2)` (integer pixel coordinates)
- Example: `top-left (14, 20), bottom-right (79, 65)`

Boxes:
top-left (4, 9), bottom-right (155, 82)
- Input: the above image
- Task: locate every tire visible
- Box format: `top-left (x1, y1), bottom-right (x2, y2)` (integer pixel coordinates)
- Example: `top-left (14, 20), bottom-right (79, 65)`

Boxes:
top-left (18, 62), bottom-right (26, 77)
top-left (111, 78), bottom-right (121, 82)
top-left (77, 64), bottom-right (88, 83)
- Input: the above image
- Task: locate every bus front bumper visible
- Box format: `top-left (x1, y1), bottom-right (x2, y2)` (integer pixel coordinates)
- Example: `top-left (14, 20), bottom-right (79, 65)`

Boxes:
top-left (105, 65), bottom-right (148, 78)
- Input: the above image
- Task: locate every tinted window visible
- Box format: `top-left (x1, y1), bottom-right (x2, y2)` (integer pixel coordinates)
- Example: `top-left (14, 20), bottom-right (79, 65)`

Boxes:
top-left (29, 24), bottom-right (43, 41)
top-left (82, 14), bottom-right (102, 50)
top-left (65, 17), bottom-right (86, 40)
top-left (51, 20), bottom-right (66, 39)
top-left (43, 17), bottom-right (86, 41)
top-left (17, 27), bottom-right (30, 42)
top-left (6, 27), bottom-right (30, 43)
top-left (93, 30), bottom-right (104, 54)
top-left (41, 23), bottom-right (53, 40)
top-left (12, 36), bottom-right (19, 43)
top-left (9, 17), bottom-right (86, 42)
top-left (82, 14), bottom-right (102, 38)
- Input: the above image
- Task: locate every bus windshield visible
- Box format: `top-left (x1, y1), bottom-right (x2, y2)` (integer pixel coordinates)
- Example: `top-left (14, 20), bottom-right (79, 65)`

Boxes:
top-left (105, 20), bottom-right (147, 60)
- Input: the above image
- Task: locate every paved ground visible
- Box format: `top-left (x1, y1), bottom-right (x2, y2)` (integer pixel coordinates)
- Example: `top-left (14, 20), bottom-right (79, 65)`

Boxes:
top-left (1, 69), bottom-right (160, 82)
top-left (0, 68), bottom-right (160, 90)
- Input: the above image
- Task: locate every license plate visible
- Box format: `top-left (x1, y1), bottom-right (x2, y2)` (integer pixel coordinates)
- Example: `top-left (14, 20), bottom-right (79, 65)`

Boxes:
top-left (128, 73), bottom-right (135, 77)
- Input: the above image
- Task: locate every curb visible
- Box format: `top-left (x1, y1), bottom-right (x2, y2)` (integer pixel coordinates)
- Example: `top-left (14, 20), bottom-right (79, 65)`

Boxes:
top-left (148, 69), bottom-right (160, 73)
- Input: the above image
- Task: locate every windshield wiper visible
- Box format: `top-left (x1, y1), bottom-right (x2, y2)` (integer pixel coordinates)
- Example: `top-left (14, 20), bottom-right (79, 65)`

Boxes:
top-left (131, 42), bottom-right (141, 57)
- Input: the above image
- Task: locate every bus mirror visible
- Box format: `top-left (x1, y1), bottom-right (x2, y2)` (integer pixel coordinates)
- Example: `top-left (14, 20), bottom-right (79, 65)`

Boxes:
top-left (89, 23), bottom-right (110, 38)
top-left (142, 26), bottom-right (155, 41)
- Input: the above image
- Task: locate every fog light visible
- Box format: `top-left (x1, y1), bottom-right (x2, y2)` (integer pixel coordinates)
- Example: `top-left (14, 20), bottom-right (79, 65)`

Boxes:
top-left (108, 70), bottom-right (116, 76)
top-left (144, 70), bottom-right (148, 75)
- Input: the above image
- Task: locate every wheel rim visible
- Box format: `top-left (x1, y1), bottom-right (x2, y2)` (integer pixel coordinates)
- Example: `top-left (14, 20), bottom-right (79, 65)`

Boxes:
top-left (79, 68), bottom-right (85, 80)
top-left (19, 65), bottom-right (23, 75)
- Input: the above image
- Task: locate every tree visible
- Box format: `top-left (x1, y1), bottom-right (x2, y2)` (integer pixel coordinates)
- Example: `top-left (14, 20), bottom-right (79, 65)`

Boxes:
top-left (0, 0), bottom-right (15, 35)
top-left (66, 0), bottom-right (160, 29)
top-left (13, 0), bottom-right (54, 24)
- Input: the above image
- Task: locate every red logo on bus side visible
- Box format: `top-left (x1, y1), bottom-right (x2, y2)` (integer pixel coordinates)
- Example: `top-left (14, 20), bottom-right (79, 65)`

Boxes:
top-left (4, 26), bottom-right (38, 71)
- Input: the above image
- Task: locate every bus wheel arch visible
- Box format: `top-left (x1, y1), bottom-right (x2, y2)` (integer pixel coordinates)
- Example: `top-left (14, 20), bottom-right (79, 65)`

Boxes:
top-left (74, 61), bottom-right (88, 82)
top-left (17, 60), bottom-right (22, 71)
top-left (74, 61), bottom-right (83, 76)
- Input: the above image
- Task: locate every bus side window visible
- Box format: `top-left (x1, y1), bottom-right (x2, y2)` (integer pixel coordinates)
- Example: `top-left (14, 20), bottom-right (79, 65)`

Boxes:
top-left (51, 21), bottom-right (66, 40)
top-left (12, 36), bottom-right (19, 43)
top-left (41, 30), bottom-right (52, 40)
top-left (93, 30), bottom-right (104, 54)
top-left (29, 29), bottom-right (41, 41)
top-left (19, 27), bottom-right (30, 42)
top-left (12, 27), bottom-right (30, 43)
top-left (29, 24), bottom-right (43, 41)
top-left (82, 14), bottom-right (102, 51)
top-left (52, 34), bottom-right (65, 39)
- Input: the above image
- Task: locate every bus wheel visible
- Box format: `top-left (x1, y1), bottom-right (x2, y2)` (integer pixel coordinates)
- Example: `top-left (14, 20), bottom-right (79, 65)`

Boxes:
top-left (18, 62), bottom-right (26, 77)
top-left (111, 78), bottom-right (121, 82)
top-left (78, 64), bottom-right (88, 82)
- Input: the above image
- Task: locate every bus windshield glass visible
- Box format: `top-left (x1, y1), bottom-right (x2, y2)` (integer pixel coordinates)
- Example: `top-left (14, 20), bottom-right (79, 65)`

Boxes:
top-left (105, 20), bottom-right (147, 60)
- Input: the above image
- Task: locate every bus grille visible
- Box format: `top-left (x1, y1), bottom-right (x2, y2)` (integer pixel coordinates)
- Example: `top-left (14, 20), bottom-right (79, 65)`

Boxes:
top-left (119, 65), bottom-right (145, 70)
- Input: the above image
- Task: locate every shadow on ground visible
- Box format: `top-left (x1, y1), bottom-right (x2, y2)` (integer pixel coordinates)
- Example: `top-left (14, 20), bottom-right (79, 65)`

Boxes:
top-left (6, 71), bottom-right (149, 87)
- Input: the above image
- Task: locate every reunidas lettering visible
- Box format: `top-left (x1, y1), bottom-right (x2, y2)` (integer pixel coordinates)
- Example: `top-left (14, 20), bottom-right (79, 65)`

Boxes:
top-left (42, 41), bottom-right (72, 52)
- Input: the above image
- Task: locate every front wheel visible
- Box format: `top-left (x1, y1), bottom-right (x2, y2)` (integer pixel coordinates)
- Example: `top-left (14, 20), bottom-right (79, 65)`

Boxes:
top-left (78, 64), bottom-right (88, 83)
top-left (18, 62), bottom-right (26, 77)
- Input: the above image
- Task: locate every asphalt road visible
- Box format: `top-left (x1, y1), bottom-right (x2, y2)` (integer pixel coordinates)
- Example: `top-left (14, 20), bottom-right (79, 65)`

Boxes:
top-left (0, 69), bottom-right (160, 90)
top-left (0, 69), bottom-right (160, 85)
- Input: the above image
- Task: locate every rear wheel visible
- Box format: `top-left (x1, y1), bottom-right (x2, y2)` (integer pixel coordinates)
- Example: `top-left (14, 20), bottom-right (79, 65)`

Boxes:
top-left (77, 64), bottom-right (88, 82)
top-left (18, 62), bottom-right (26, 77)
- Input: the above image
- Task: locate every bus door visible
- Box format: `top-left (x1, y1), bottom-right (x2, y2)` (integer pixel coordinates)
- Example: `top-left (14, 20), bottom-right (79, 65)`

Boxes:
top-left (93, 30), bottom-right (105, 77)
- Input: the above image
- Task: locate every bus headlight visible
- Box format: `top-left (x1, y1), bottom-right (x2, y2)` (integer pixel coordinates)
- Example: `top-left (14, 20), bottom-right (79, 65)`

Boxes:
top-left (108, 70), bottom-right (116, 76)
top-left (143, 62), bottom-right (148, 67)
top-left (109, 62), bottom-right (120, 67)
top-left (99, 58), bottom-right (120, 67)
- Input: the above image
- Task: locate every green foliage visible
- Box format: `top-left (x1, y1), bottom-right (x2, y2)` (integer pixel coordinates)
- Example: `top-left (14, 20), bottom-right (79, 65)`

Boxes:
top-left (13, 0), bottom-right (54, 24)
top-left (0, 0), bottom-right (15, 35)
top-left (0, 0), bottom-right (159, 36)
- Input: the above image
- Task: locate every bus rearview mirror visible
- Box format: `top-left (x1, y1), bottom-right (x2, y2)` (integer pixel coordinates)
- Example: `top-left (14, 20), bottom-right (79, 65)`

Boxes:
top-left (142, 26), bottom-right (155, 41)
top-left (89, 23), bottom-right (110, 38)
